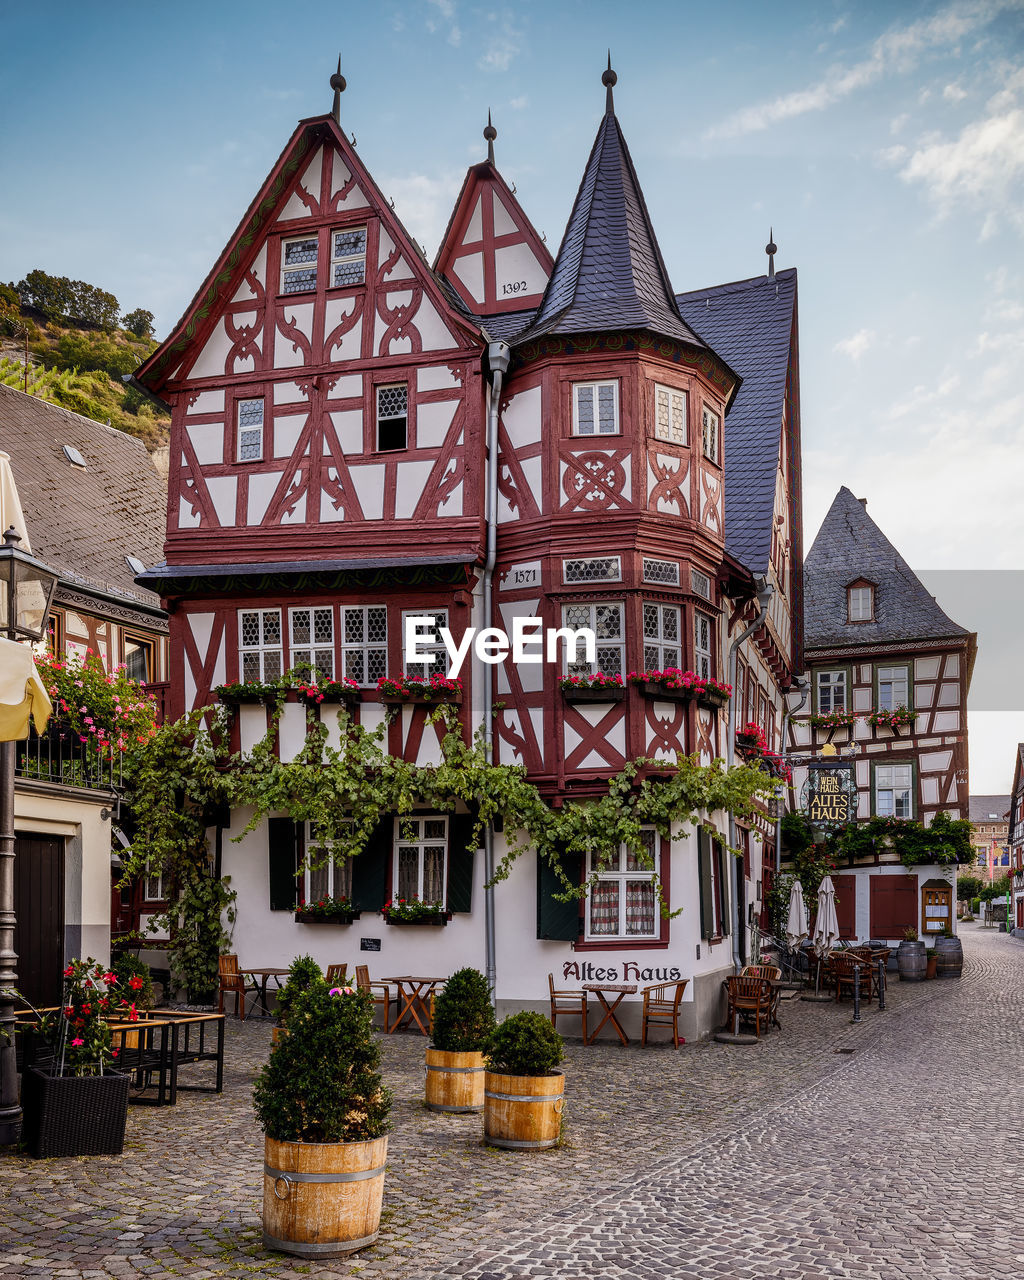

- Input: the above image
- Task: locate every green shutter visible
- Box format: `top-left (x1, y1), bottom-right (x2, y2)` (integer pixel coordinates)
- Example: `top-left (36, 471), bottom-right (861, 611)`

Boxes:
top-left (447, 811), bottom-right (478, 914)
top-left (351, 817), bottom-right (392, 913)
top-left (698, 829), bottom-right (713, 940)
top-left (268, 817), bottom-right (299, 911)
top-left (717, 841), bottom-right (731, 936)
top-left (536, 849), bottom-right (583, 941)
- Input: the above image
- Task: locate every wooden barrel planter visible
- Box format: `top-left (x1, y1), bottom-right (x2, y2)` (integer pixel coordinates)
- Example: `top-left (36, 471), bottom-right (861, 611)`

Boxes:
top-left (483, 1070), bottom-right (564, 1150)
top-left (271, 1026), bottom-right (289, 1047)
top-left (934, 935), bottom-right (963, 978)
top-left (425, 1048), bottom-right (485, 1113)
top-left (897, 940), bottom-right (927, 982)
top-left (262, 1135), bottom-right (388, 1258)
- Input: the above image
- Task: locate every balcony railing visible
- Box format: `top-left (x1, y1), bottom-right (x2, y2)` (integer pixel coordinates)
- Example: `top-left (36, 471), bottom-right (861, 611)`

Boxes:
top-left (146, 681), bottom-right (170, 725)
top-left (14, 720), bottom-right (122, 792)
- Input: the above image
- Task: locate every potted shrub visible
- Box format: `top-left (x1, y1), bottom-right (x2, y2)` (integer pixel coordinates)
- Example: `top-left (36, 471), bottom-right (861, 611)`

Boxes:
top-left (483, 1011), bottom-right (565, 1151)
top-left (272, 954), bottom-right (324, 1045)
top-left (254, 978), bottom-right (392, 1257)
top-left (925, 948), bottom-right (938, 979)
top-left (425, 968), bottom-right (496, 1114)
top-left (897, 926), bottom-right (927, 982)
top-left (22, 958), bottom-right (133, 1158)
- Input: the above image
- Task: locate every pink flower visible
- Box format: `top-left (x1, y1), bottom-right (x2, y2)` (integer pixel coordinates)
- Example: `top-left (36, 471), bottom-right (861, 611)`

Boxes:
top-left (71, 1037), bottom-right (84, 1047)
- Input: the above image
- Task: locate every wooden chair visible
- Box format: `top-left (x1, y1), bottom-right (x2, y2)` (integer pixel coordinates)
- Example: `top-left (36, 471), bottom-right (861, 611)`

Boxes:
top-left (355, 965), bottom-right (391, 1030)
top-left (725, 975), bottom-right (773, 1038)
top-left (832, 952), bottom-right (873, 1003)
top-left (741, 964), bottom-right (782, 1027)
top-left (325, 964), bottom-right (348, 985)
top-left (548, 973), bottom-right (587, 1041)
top-left (217, 954), bottom-right (246, 1021)
top-left (641, 979), bottom-right (689, 1047)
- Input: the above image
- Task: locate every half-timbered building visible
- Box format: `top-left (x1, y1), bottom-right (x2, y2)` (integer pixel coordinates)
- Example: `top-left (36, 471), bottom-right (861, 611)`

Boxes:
top-left (0, 384), bottom-right (168, 1004)
top-left (136, 67), bottom-right (803, 1038)
top-left (786, 487), bottom-right (976, 944)
top-left (1006, 751), bottom-right (1024, 933)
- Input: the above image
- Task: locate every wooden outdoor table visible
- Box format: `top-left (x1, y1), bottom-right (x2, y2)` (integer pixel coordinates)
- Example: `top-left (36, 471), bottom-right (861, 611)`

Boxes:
top-left (382, 976), bottom-right (444, 1035)
top-left (242, 967), bottom-right (290, 1018)
top-left (582, 982), bottom-right (638, 1046)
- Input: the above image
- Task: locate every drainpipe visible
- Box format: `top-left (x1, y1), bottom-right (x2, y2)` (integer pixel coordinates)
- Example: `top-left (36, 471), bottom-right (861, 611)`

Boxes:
top-left (776, 675), bottom-right (810, 874)
top-left (727, 577), bottom-right (773, 971)
top-left (482, 341), bottom-right (511, 1001)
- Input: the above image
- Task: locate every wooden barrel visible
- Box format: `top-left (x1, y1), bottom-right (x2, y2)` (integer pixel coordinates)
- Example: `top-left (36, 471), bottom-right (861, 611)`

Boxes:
top-left (934, 935), bottom-right (963, 978)
top-left (897, 941), bottom-right (927, 982)
top-left (271, 1026), bottom-right (289, 1047)
top-left (262, 1134), bottom-right (388, 1257)
top-left (425, 1048), bottom-right (485, 1113)
top-left (483, 1070), bottom-right (564, 1150)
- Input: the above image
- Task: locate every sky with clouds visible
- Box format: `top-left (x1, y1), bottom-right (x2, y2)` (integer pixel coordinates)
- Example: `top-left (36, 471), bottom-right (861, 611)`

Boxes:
top-left (2, 0), bottom-right (1022, 787)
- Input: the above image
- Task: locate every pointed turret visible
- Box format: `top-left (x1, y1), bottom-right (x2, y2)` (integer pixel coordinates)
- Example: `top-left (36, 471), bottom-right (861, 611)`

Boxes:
top-left (521, 61), bottom-right (705, 348)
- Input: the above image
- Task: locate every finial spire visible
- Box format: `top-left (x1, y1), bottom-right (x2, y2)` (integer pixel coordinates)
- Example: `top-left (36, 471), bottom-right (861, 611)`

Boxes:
top-left (483, 109), bottom-right (497, 165)
top-left (765, 227), bottom-right (777, 280)
top-left (602, 51), bottom-right (617, 114)
top-left (330, 56), bottom-right (346, 126)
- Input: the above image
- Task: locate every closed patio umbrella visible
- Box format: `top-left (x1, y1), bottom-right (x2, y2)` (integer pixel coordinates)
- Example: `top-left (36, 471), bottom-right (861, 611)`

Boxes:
top-left (785, 879), bottom-right (808, 950)
top-left (812, 875), bottom-right (839, 956)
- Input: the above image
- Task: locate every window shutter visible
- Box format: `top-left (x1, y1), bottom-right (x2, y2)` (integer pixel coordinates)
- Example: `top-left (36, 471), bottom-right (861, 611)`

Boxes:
top-left (268, 817), bottom-right (300, 911)
top-left (350, 817), bottom-right (392, 913)
top-left (716, 841), bottom-right (731, 936)
top-left (447, 810), bottom-right (478, 914)
top-left (698, 829), bottom-right (713, 940)
top-left (536, 848), bottom-right (583, 940)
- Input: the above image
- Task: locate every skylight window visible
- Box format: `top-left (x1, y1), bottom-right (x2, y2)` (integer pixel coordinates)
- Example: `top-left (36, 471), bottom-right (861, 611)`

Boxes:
top-left (125, 555), bottom-right (146, 576)
top-left (62, 445), bottom-right (87, 468)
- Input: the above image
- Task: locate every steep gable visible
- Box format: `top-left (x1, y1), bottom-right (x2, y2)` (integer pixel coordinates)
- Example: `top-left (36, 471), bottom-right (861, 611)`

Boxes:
top-left (435, 161), bottom-right (553, 318)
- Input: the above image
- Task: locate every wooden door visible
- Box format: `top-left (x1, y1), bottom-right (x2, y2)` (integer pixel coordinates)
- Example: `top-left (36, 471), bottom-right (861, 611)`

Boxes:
top-left (832, 874), bottom-right (857, 940)
top-left (869, 874), bottom-right (918, 940)
top-left (14, 834), bottom-right (65, 1008)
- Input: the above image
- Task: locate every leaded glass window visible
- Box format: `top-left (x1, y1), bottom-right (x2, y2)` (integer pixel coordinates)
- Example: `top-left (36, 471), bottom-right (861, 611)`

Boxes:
top-left (239, 609), bottom-right (283, 683)
top-left (643, 602), bottom-right (681, 670)
top-left (376, 383), bottom-right (408, 452)
top-left (290, 607), bottom-right (335, 682)
top-left (563, 556), bottom-right (621, 583)
top-left (237, 398), bottom-right (264, 463)
top-left (694, 611), bottom-right (714, 680)
top-left (332, 227), bottom-right (367, 287)
top-left (573, 381), bottom-right (618, 436)
top-left (654, 384), bottom-right (687, 444)
top-left (304, 822), bottom-right (353, 904)
top-left (562, 601), bottom-right (623, 677)
top-left (396, 815), bottom-right (447, 905)
top-left (281, 236), bottom-right (319, 294)
top-left (341, 605), bottom-right (388, 686)
top-left (402, 609), bottom-right (450, 677)
top-left (702, 405), bottom-right (720, 463)
top-left (586, 828), bottom-right (659, 939)
top-left (642, 558), bottom-right (680, 586)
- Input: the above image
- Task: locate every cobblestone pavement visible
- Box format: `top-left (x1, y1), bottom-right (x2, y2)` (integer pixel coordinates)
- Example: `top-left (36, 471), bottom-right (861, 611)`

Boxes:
top-left (1, 925), bottom-right (1016, 1279)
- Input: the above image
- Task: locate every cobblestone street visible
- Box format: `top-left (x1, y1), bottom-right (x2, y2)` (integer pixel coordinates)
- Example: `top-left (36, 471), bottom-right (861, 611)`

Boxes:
top-left (1, 925), bottom-right (1017, 1279)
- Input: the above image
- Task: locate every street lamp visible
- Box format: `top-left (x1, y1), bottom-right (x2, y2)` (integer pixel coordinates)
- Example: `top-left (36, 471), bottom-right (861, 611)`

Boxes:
top-left (0, 526), bottom-right (58, 1145)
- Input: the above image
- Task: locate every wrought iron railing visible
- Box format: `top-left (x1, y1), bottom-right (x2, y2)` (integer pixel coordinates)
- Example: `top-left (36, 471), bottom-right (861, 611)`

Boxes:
top-left (14, 720), bottom-right (121, 792)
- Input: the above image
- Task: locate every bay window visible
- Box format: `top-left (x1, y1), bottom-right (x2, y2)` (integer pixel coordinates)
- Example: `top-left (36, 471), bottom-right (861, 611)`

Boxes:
top-left (562, 601), bottom-right (624, 677)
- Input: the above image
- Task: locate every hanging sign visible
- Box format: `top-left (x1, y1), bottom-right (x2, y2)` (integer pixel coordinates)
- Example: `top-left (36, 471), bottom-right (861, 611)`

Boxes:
top-left (804, 762), bottom-right (856, 828)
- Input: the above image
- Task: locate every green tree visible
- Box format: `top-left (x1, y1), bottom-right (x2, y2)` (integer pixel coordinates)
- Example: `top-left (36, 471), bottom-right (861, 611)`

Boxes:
top-left (956, 874), bottom-right (982, 902)
top-left (122, 307), bottom-right (155, 338)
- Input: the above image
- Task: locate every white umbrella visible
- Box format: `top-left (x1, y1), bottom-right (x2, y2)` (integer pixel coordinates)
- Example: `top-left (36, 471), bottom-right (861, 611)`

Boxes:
top-left (0, 451), bottom-right (31, 550)
top-left (785, 879), bottom-right (808, 950)
top-left (812, 875), bottom-right (840, 958)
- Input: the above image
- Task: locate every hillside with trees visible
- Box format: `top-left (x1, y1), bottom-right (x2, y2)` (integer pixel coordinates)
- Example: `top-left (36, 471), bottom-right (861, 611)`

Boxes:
top-left (0, 270), bottom-right (171, 450)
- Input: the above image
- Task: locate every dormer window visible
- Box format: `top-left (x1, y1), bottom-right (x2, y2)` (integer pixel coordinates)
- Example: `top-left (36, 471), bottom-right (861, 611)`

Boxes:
top-left (848, 582), bottom-right (875, 623)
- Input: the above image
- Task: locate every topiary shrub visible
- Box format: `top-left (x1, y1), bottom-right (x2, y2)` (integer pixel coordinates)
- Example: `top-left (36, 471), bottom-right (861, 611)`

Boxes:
top-left (253, 978), bottom-right (391, 1143)
top-left (431, 967), bottom-right (495, 1053)
top-left (485, 1011), bottom-right (564, 1077)
top-left (274, 954), bottom-right (323, 1026)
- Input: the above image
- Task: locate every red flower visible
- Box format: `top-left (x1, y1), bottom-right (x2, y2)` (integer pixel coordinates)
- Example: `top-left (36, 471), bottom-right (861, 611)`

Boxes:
top-left (128, 975), bottom-right (144, 990)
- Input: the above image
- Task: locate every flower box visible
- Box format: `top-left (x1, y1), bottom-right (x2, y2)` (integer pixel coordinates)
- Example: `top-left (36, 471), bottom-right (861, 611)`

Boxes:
top-left (383, 911), bottom-right (451, 927)
top-left (215, 684), bottom-right (278, 706)
top-left (21, 1067), bottom-right (130, 1158)
top-left (562, 685), bottom-right (626, 704)
top-left (296, 685), bottom-right (362, 708)
top-left (294, 910), bottom-right (362, 925)
top-left (696, 687), bottom-right (730, 711)
top-left (380, 688), bottom-right (462, 706)
top-left (638, 680), bottom-right (693, 702)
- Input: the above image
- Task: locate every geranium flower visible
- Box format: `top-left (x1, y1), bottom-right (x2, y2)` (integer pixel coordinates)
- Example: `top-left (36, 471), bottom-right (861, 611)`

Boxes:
top-left (71, 1037), bottom-right (84, 1047)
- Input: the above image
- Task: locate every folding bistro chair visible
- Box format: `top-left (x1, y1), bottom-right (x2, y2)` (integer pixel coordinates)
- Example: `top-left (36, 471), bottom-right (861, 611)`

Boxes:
top-left (548, 973), bottom-right (587, 1041)
top-left (356, 965), bottom-right (391, 1030)
top-left (325, 964), bottom-right (348, 985)
top-left (641, 979), bottom-right (689, 1047)
top-left (217, 954), bottom-right (246, 1021)
top-left (725, 975), bottom-right (773, 1038)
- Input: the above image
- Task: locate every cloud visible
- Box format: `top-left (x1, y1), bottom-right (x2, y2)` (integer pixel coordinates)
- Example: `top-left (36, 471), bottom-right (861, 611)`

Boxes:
top-left (706, 1), bottom-right (1021, 140)
top-left (380, 169), bottom-right (464, 259)
top-left (508, 95), bottom-right (529, 111)
top-left (943, 81), bottom-right (968, 102)
top-left (833, 328), bottom-right (877, 361)
top-left (893, 70), bottom-right (1024, 233)
top-left (478, 15), bottom-right (524, 72)
top-left (426, 0), bottom-right (461, 47)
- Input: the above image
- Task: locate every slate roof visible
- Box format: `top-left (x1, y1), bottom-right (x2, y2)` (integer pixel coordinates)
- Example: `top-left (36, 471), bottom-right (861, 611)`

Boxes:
top-left (519, 105), bottom-right (706, 348)
top-left (0, 384), bottom-right (166, 609)
top-left (969, 795), bottom-right (1010, 823)
top-left (803, 486), bottom-right (969, 651)
top-left (677, 271), bottom-right (798, 576)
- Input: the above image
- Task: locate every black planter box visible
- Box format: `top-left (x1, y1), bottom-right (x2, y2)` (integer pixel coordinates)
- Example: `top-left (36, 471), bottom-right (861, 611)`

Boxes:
top-left (380, 689), bottom-right (462, 706)
top-left (383, 912), bottom-right (451, 926)
top-left (696, 689), bottom-right (730, 711)
top-left (562, 686), bottom-right (626, 704)
top-left (294, 910), bottom-right (362, 925)
top-left (638, 680), bottom-right (693, 702)
top-left (21, 1067), bottom-right (130, 1158)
